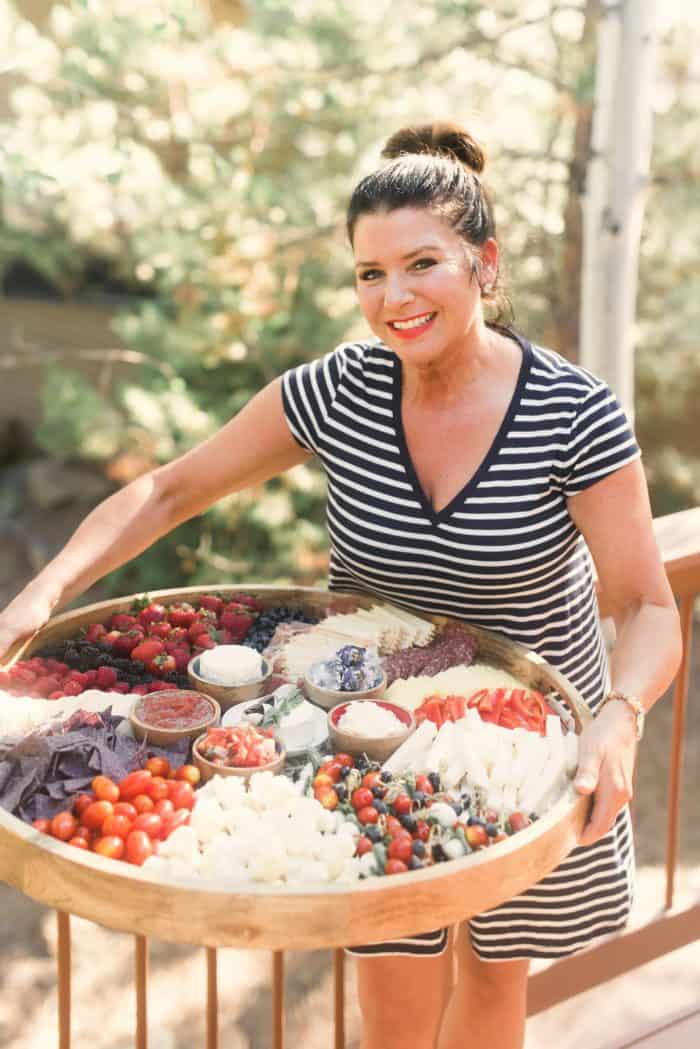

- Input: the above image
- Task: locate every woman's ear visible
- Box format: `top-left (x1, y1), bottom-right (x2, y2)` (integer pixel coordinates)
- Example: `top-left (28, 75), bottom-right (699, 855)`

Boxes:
top-left (479, 237), bottom-right (499, 291)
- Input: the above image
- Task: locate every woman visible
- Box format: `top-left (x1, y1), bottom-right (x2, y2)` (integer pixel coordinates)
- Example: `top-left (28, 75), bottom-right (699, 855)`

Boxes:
top-left (0, 123), bottom-right (681, 1049)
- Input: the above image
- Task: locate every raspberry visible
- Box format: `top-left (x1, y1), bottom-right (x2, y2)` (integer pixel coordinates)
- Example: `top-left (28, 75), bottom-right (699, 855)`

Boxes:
top-left (95, 666), bottom-right (118, 689)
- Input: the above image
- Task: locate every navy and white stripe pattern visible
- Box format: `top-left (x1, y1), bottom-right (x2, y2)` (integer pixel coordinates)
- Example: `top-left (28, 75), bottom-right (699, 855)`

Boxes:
top-left (282, 334), bottom-right (640, 961)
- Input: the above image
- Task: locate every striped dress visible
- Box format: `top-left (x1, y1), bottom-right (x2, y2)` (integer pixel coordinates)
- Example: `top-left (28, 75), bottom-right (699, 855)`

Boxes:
top-left (281, 332), bottom-right (639, 960)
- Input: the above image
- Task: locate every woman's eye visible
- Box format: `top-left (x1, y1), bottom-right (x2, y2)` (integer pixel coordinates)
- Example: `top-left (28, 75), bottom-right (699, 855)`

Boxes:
top-left (413, 257), bottom-right (437, 271)
top-left (358, 269), bottom-right (382, 281)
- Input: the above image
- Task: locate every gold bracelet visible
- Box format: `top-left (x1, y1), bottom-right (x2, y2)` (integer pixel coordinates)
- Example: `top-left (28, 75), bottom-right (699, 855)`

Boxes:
top-left (599, 689), bottom-right (645, 740)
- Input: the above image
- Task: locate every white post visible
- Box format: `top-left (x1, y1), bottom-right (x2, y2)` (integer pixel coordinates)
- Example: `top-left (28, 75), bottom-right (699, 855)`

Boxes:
top-left (580, 0), bottom-right (658, 423)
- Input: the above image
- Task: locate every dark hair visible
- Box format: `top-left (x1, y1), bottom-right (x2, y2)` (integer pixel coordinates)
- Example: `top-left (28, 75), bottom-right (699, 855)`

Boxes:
top-left (347, 121), bottom-right (510, 321)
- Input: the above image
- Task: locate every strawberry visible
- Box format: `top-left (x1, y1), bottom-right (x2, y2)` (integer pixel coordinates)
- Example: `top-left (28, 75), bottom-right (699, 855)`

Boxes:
top-left (146, 621), bottom-right (172, 640)
top-left (111, 629), bottom-right (146, 656)
top-left (166, 627), bottom-right (189, 645)
top-left (138, 602), bottom-right (168, 628)
top-left (85, 623), bottom-right (108, 643)
top-left (194, 635), bottom-right (217, 651)
top-left (215, 629), bottom-right (237, 645)
top-left (149, 652), bottom-right (177, 676)
top-left (236, 594), bottom-right (264, 612)
top-left (131, 684), bottom-right (150, 695)
top-left (109, 682), bottom-right (131, 694)
top-left (102, 630), bottom-right (122, 647)
top-left (188, 621), bottom-right (213, 643)
top-left (167, 602), bottom-right (197, 627)
top-left (108, 613), bottom-right (138, 632)
top-left (95, 666), bottom-right (118, 689)
top-left (169, 647), bottom-right (192, 672)
top-left (198, 594), bottom-right (224, 615)
top-left (33, 675), bottom-right (62, 697)
top-left (130, 639), bottom-right (164, 665)
top-left (219, 611), bottom-right (253, 641)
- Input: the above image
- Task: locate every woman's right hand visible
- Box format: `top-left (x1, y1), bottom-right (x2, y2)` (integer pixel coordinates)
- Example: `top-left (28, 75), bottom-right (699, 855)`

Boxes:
top-left (0, 588), bottom-right (54, 665)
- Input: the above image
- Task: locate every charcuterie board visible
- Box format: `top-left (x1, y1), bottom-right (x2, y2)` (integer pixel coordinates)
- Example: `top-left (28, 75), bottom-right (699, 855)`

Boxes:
top-left (0, 585), bottom-right (591, 950)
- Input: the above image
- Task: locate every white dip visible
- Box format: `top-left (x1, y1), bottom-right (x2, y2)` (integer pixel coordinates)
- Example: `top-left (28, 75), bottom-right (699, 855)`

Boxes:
top-left (199, 645), bottom-right (263, 685)
top-left (338, 701), bottom-right (405, 737)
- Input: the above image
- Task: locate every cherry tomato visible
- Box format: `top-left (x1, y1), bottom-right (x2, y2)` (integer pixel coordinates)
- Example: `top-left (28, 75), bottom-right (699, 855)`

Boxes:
top-left (102, 812), bottom-right (133, 839)
top-left (132, 794), bottom-right (155, 814)
top-left (414, 819), bottom-right (430, 843)
top-left (392, 793), bottom-right (412, 816)
top-left (361, 771), bottom-right (383, 790)
top-left (81, 801), bottom-right (114, 831)
top-left (73, 825), bottom-right (92, 842)
top-left (162, 808), bottom-right (190, 837)
top-left (147, 776), bottom-right (170, 802)
top-left (357, 805), bottom-right (379, 825)
top-left (334, 753), bottom-right (355, 769)
top-left (387, 836), bottom-right (413, 863)
top-left (91, 775), bottom-right (120, 804)
top-left (351, 787), bottom-right (374, 811)
top-left (125, 829), bottom-right (154, 866)
top-left (414, 775), bottom-right (434, 795)
top-left (31, 819), bottom-right (51, 834)
top-left (68, 836), bottom-right (89, 850)
top-left (317, 763), bottom-right (342, 784)
top-left (133, 812), bottom-right (163, 839)
top-left (384, 859), bottom-right (408, 875)
top-left (73, 793), bottom-right (95, 817)
top-left (93, 835), bottom-right (125, 860)
top-left (384, 816), bottom-right (404, 837)
top-left (174, 764), bottom-right (201, 786)
top-left (317, 788), bottom-right (338, 811)
top-left (114, 802), bottom-right (138, 821)
top-left (465, 824), bottom-right (489, 849)
top-left (356, 835), bottom-right (373, 857)
top-left (313, 772), bottom-right (335, 790)
top-left (154, 798), bottom-right (174, 818)
top-left (168, 781), bottom-right (195, 811)
top-left (119, 769), bottom-right (153, 800)
top-left (145, 756), bottom-right (171, 778)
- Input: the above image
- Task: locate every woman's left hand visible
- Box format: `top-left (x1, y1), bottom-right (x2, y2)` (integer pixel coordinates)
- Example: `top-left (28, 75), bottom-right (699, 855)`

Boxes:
top-left (574, 702), bottom-right (638, 846)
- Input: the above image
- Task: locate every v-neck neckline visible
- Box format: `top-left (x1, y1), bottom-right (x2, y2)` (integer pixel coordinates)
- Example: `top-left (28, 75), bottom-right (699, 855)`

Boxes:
top-left (391, 331), bottom-right (532, 526)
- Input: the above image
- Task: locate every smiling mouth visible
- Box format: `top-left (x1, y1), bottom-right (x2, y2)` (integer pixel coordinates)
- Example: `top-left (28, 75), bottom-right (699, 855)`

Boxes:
top-left (387, 312), bottom-right (436, 332)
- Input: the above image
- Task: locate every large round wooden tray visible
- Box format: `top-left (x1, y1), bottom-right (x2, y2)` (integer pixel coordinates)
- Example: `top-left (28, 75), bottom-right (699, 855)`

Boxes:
top-left (0, 585), bottom-right (591, 950)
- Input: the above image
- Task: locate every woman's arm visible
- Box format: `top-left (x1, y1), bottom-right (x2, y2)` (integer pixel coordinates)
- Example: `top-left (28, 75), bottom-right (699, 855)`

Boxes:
top-left (0, 379), bottom-right (310, 658)
top-left (567, 459), bottom-right (682, 845)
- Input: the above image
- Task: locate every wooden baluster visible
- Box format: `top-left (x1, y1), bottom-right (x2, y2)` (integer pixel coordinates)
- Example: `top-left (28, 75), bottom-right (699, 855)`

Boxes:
top-left (206, 948), bottom-right (218, 1049)
top-left (333, 949), bottom-right (345, 1049)
top-left (273, 951), bottom-right (284, 1049)
top-left (57, 911), bottom-right (71, 1049)
top-left (665, 595), bottom-right (694, 910)
top-left (135, 936), bottom-right (148, 1049)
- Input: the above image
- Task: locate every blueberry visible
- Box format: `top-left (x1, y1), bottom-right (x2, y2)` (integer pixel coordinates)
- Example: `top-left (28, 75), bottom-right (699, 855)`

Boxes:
top-left (371, 785), bottom-right (385, 798)
top-left (372, 800), bottom-right (387, 814)
top-left (412, 791), bottom-right (426, 807)
top-left (450, 801), bottom-right (462, 814)
top-left (431, 843), bottom-right (447, 863)
top-left (380, 770), bottom-right (393, 783)
top-left (365, 826), bottom-right (382, 843)
top-left (486, 823), bottom-right (499, 837)
top-left (428, 772), bottom-right (441, 792)
top-left (409, 856), bottom-right (424, 870)
top-left (400, 815), bottom-right (417, 833)
top-left (335, 784), bottom-right (347, 802)
top-left (339, 765), bottom-right (352, 779)
top-left (411, 840), bottom-right (426, 858)
top-left (467, 816), bottom-right (477, 826)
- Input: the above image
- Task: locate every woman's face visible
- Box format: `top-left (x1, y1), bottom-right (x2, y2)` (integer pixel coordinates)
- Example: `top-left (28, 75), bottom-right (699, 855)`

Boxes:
top-left (352, 207), bottom-right (496, 368)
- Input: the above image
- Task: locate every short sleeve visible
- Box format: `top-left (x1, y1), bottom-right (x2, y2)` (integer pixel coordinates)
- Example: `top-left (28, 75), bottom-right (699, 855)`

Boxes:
top-left (561, 383), bottom-right (641, 496)
top-left (281, 347), bottom-right (349, 456)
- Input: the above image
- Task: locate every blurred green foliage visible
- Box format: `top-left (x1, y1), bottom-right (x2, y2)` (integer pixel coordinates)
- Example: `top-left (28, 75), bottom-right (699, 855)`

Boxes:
top-left (0, 0), bottom-right (698, 594)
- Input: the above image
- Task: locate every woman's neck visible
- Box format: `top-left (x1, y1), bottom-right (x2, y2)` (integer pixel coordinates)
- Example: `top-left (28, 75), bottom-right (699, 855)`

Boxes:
top-left (400, 320), bottom-right (500, 410)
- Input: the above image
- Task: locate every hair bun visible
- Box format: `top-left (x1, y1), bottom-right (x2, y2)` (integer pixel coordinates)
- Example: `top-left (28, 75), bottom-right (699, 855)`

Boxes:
top-left (381, 121), bottom-right (486, 175)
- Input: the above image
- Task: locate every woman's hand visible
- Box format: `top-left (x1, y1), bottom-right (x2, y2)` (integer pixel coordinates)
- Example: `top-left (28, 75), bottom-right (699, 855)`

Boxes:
top-left (574, 701), bottom-right (638, 846)
top-left (0, 587), bottom-right (54, 665)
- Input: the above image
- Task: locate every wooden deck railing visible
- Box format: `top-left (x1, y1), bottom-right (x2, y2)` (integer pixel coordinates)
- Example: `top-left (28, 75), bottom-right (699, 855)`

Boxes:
top-left (44, 507), bottom-right (700, 1047)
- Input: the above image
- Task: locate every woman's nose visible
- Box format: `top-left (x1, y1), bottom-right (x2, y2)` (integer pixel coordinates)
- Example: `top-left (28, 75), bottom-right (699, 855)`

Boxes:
top-left (384, 275), bottom-right (414, 309)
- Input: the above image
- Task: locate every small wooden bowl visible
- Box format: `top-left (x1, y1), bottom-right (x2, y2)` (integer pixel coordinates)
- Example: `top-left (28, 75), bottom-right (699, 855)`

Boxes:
top-left (327, 699), bottom-right (414, 763)
top-left (303, 668), bottom-right (387, 711)
top-left (192, 732), bottom-right (286, 783)
top-left (187, 654), bottom-right (273, 711)
top-left (129, 691), bottom-right (220, 748)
